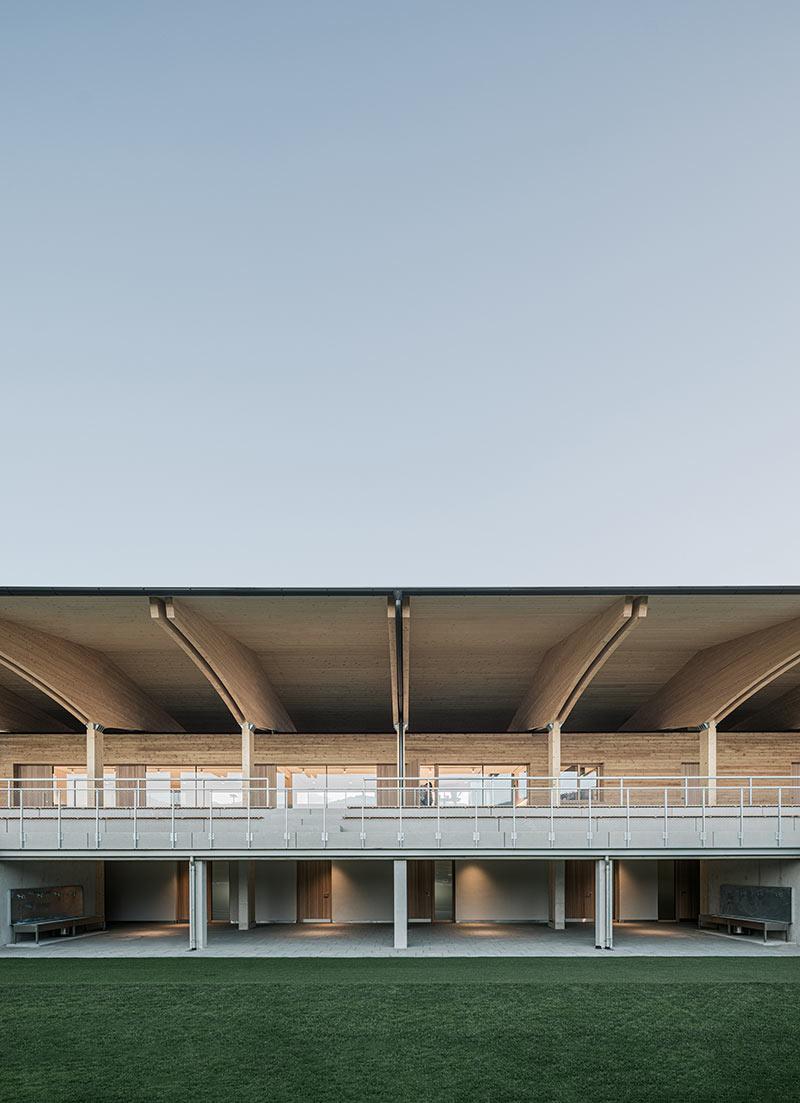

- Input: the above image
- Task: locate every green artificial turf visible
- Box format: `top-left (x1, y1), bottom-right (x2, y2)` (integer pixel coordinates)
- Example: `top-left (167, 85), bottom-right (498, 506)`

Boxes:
top-left (1, 958), bottom-right (799, 1102)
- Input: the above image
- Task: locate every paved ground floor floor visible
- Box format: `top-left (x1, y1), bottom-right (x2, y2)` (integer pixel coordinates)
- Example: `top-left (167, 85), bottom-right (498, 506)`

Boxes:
top-left (4, 918), bottom-right (800, 957)
top-left (2, 854), bottom-right (799, 954)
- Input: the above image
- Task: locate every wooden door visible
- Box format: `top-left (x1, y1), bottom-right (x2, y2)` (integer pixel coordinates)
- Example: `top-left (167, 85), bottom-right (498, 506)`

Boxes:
top-left (408, 860), bottom-right (434, 921)
top-left (297, 860), bottom-right (332, 921)
top-left (565, 860), bottom-right (594, 920)
top-left (176, 861), bottom-right (190, 922)
top-left (117, 765), bottom-right (146, 809)
top-left (376, 764), bottom-right (397, 808)
top-left (675, 860), bottom-right (700, 921)
top-left (13, 764), bottom-right (53, 807)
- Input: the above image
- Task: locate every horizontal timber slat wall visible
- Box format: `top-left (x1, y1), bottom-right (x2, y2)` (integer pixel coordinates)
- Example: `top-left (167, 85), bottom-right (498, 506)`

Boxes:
top-left (1, 733), bottom-right (800, 781)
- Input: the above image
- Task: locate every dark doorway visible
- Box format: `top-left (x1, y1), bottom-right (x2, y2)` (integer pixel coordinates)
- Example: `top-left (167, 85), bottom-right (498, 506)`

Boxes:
top-left (408, 860), bottom-right (434, 920)
top-left (657, 860), bottom-right (700, 921)
top-left (675, 860), bottom-right (700, 921)
top-left (297, 860), bottom-right (332, 921)
top-left (408, 860), bottom-right (454, 922)
top-left (566, 860), bottom-right (594, 920)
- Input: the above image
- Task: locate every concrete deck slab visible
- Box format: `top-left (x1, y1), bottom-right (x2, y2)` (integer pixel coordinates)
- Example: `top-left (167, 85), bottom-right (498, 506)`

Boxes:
top-left (3, 920), bottom-right (800, 957)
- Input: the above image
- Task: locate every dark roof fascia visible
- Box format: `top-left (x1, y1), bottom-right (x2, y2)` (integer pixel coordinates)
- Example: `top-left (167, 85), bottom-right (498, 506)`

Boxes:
top-left (1, 587), bottom-right (800, 598)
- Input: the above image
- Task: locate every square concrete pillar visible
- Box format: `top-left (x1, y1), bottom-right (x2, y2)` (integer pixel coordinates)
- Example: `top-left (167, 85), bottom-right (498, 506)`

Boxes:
top-left (237, 860), bottom-right (256, 931)
top-left (700, 723), bottom-right (717, 807)
top-left (228, 862), bottom-right (239, 925)
top-left (594, 858), bottom-right (613, 950)
top-left (189, 859), bottom-right (208, 951)
top-left (548, 860), bottom-right (565, 930)
top-left (393, 860), bottom-right (408, 949)
top-left (85, 724), bottom-right (105, 808)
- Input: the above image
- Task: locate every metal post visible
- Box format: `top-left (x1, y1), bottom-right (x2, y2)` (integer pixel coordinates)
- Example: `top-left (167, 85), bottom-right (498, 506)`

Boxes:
top-left (663, 787), bottom-right (669, 846)
top-left (625, 787), bottom-right (631, 847)
top-left (360, 778), bottom-right (366, 848)
top-left (284, 788), bottom-right (290, 848)
top-left (195, 858), bottom-right (208, 950)
top-left (739, 787), bottom-right (744, 846)
top-left (171, 795), bottom-right (176, 849)
top-left (246, 780), bottom-right (252, 849)
top-left (57, 791), bottom-right (62, 849)
top-left (595, 859), bottom-right (606, 949)
top-left (619, 777), bottom-right (624, 807)
top-left (701, 786), bottom-right (706, 847)
top-left (133, 783), bottom-right (138, 849)
top-left (549, 784), bottom-right (555, 848)
top-left (748, 776), bottom-right (753, 807)
top-left (18, 786), bottom-right (24, 849)
top-left (208, 801), bottom-right (214, 849)
top-left (322, 783), bottom-right (328, 847)
top-left (436, 790), bottom-right (441, 848)
top-left (511, 792), bottom-right (516, 848)
top-left (587, 785), bottom-right (593, 846)
top-left (777, 786), bottom-right (783, 846)
top-left (188, 858), bottom-right (197, 950)
top-left (606, 858), bottom-right (614, 950)
top-left (398, 780), bottom-right (404, 846)
top-left (95, 786), bottom-right (100, 849)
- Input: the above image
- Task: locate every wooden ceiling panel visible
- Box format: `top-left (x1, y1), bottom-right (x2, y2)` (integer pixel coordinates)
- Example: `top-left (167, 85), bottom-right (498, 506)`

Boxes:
top-left (410, 595), bottom-right (615, 731)
top-left (0, 591), bottom-right (799, 733)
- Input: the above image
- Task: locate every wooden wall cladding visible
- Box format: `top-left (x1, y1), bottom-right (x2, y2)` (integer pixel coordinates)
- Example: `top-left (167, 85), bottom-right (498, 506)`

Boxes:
top-left (1, 732), bottom-right (800, 779)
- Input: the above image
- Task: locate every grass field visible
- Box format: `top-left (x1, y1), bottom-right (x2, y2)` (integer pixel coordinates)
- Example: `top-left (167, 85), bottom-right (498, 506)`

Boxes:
top-left (1, 957), bottom-right (799, 1103)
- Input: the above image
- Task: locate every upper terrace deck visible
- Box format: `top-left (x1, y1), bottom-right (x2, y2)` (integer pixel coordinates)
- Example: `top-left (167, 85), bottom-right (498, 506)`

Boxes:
top-left (3, 588), bottom-right (800, 863)
top-left (4, 773), bottom-right (800, 858)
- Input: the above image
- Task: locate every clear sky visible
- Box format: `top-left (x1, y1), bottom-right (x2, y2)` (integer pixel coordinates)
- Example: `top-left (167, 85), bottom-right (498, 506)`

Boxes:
top-left (2, 2), bottom-right (799, 586)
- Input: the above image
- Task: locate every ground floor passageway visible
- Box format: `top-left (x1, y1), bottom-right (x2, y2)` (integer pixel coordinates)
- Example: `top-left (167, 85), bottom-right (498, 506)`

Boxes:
top-left (4, 854), bottom-right (800, 955)
top-left (3, 918), bottom-right (800, 958)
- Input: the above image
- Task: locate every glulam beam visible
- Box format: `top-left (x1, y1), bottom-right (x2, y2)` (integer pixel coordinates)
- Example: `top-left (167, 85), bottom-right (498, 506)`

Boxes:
top-left (149, 598), bottom-right (295, 732)
top-left (621, 614), bottom-right (800, 731)
top-left (728, 684), bottom-right (800, 732)
top-left (0, 684), bottom-right (74, 733)
top-left (510, 597), bottom-right (648, 731)
top-left (387, 595), bottom-right (410, 731)
top-left (0, 616), bottom-right (182, 732)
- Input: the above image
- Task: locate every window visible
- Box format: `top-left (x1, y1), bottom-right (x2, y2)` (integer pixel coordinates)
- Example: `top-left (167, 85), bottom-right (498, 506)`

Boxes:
top-left (53, 766), bottom-right (118, 807)
top-left (560, 764), bottom-right (602, 802)
top-left (419, 765), bottom-right (528, 807)
top-left (144, 767), bottom-right (243, 807)
top-left (277, 766), bottom-right (378, 808)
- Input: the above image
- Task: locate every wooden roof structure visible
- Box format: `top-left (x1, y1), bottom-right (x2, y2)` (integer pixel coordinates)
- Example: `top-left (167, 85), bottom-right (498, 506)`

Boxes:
top-left (1, 588), bottom-right (800, 733)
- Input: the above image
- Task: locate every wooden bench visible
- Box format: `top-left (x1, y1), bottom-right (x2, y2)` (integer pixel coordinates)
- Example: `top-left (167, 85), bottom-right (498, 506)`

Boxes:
top-left (699, 913), bottom-right (790, 943)
top-left (12, 914), bottom-right (105, 945)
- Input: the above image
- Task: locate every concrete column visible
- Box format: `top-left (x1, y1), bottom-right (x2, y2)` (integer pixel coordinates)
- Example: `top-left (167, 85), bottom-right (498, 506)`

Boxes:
top-left (548, 860), bottom-right (566, 930)
top-left (85, 723), bottom-right (105, 808)
top-left (547, 722), bottom-right (562, 804)
top-left (594, 858), bottom-right (613, 949)
top-left (189, 858), bottom-right (208, 950)
top-left (393, 859), bottom-right (408, 949)
top-left (700, 722), bottom-right (717, 807)
top-left (237, 860), bottom-right (256, 931)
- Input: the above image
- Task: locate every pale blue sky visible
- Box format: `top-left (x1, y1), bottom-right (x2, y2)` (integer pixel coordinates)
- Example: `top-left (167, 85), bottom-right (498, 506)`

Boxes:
top-left (2, 2), bottom-right (799, 585)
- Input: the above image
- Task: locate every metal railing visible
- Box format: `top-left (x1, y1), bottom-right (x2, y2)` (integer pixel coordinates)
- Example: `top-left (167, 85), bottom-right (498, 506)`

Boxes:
top-left (2, 774), bottom-right (799, 853)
